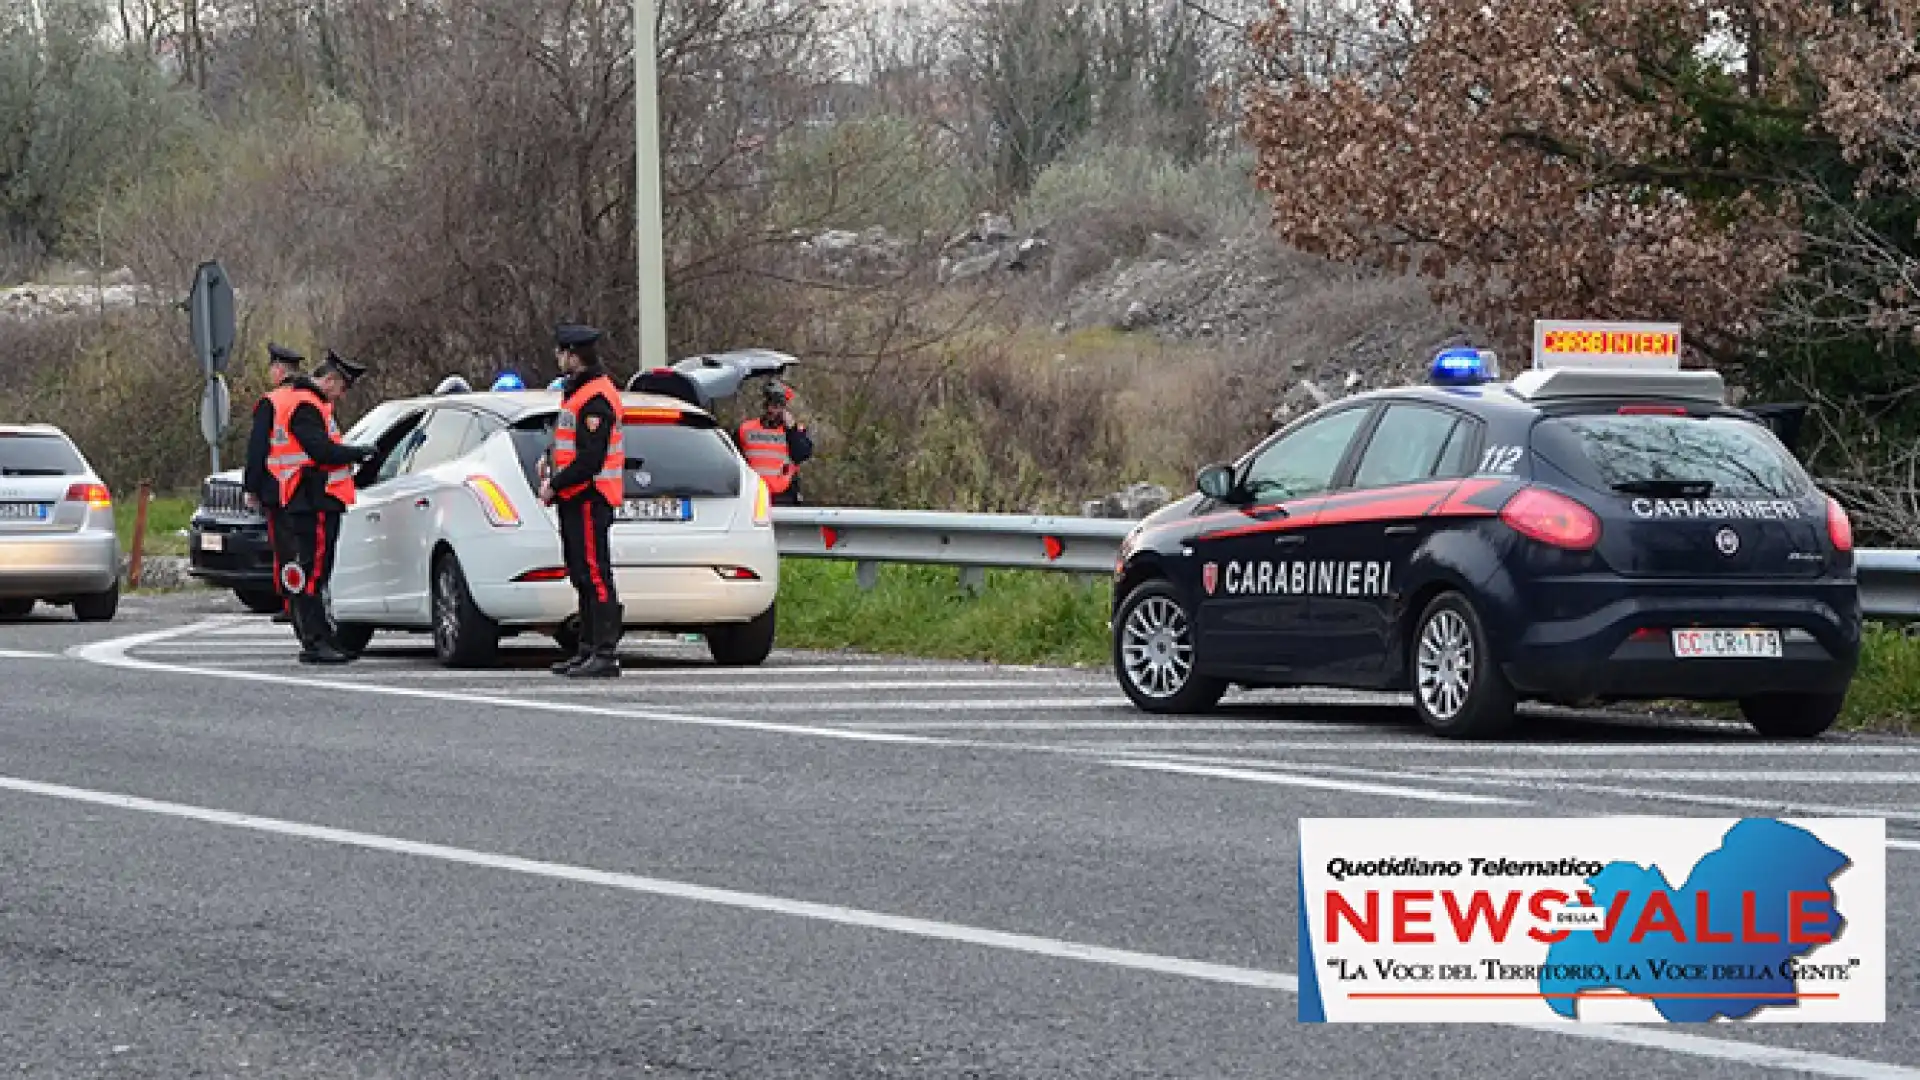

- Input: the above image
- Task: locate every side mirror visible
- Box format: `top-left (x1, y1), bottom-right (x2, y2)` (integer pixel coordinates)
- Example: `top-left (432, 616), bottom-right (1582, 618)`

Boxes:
top-left (1197, 463), bottom-right (1237, 501)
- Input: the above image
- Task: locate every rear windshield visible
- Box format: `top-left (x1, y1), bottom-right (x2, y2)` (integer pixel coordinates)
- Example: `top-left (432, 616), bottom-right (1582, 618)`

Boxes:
top-left (1535, 413), bottom-right (1808, 500)
top-left (0, 433), bottom-right (86, 476)
top-left (508, 419), bottom-right (741, 498)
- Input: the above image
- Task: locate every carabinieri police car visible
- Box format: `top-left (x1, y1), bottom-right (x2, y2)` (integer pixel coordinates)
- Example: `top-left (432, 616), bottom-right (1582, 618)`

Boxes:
top-left (1110, 319), bottom-right (1862, 740)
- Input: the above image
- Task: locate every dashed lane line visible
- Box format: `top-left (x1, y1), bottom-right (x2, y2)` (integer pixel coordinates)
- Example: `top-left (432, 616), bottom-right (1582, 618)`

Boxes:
top-left (0, 649), bottom-right (58, 659)
top-left (0, 770), bottom-right (1912, 1080)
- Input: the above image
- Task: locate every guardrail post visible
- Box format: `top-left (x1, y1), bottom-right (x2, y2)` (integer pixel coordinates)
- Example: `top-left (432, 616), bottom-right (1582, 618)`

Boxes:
top-left (855, 561), bottom-right (878, 591)
top-left (958, 566), bottom-right (985, 595)
top-left (127, 480), bottom-right (152, 590)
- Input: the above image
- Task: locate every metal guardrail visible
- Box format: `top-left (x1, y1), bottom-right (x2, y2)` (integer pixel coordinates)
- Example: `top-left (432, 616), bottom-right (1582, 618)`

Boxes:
top-left (772, 507), bottom-right (1920, 621)
top-left (771, 507), bottom-right (1131, 591)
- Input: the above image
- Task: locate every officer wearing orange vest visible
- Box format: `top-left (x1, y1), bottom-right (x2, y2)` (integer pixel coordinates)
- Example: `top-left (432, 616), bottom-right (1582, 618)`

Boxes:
top-left (539, 324), bottom-right (627, 678)
top-left (244, 343), bottom-right (305, 624)
top-left (265, 351), bottom-right (375, 664)
top-left (735, 380), bottom-right (812, 506)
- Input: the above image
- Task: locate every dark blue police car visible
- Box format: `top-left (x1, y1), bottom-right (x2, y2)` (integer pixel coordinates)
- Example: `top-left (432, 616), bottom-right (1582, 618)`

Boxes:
top-left (1109, 343), bottom-right (1861, 740)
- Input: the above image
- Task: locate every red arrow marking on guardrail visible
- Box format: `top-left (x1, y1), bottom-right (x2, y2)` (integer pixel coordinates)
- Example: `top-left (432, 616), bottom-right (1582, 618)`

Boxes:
top-left (821, 526), bottom-right (839, 549)
top-left (1042, 535), bottom-right (1064, 561)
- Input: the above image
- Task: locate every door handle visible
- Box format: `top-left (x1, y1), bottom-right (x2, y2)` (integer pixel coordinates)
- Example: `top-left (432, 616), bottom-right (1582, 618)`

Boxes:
top-left (414, 498), bottom-right (431, 509)
top-left (1384, 524), bottom-right (1417, 536)
top-left (366, 510), bottom-right (381, 523)
top-left (1273, 535), bottom-right (1304, 547)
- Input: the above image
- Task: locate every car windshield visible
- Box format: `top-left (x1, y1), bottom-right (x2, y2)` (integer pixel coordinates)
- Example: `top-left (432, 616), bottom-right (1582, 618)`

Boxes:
top-left (344, 401), bottom-right (414, 444)
top-left (0, 433), bottom-right (86, 476)
top-left (1537, 413), bottom-right (1808, 500)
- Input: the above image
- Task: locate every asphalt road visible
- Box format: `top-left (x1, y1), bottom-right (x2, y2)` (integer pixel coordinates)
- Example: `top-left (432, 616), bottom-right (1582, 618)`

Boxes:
top-left (0, 589), bottom-right (1913, 1078)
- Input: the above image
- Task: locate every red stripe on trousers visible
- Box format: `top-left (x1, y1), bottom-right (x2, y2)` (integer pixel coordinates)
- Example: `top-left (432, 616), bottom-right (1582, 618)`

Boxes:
top-left (584, 501), bottom-right (609, 603)
top-left (311, 518), bottom-right (327, 595)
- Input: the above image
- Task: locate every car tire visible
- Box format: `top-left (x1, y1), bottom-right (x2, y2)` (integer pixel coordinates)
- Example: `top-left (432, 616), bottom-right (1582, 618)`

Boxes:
top-left (1112, 578), bottom-right (1227, 714)
top-left (0, 599), bottom-right (32, 619)
top-left (72, 583), bottom-right (118, 623)
top-left (334, 623), bottom-right (376, 655)
top-left (235, 587), bottom-right (282, 615)
top-left (1408, 591), bottom-right (1516, 739)
top-left (1739, 693), bottom-right (1846, 739)
top-left (707, 603), bottom-right (776, 666)
top-left (431, 551), bottom-right (499, 668)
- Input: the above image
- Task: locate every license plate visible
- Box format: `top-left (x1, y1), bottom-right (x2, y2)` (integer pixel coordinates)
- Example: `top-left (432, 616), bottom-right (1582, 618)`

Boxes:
top-left (200, 532), bottom-right (225, 552)
top-left (0, 502), bottom-right (48, 521)
top-left (1671, 628), bottom-right (1782, 659)
top-left (615, 497), bottom-right (692, 522)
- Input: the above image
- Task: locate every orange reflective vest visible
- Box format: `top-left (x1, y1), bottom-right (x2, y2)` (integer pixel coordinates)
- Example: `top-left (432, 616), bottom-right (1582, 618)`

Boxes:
top-left (737, 418), bottom-right (794, 494)
top-left (265, 386), bottom-right (357, 509)
top-left (555, 375), bottom-right (626, 505)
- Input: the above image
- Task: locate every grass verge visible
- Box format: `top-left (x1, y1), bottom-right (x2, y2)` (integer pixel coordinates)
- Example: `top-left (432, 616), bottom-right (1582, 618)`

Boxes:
top-left (775, 559), bottom-right (1109, 669)
top-left (774, 560), bottom-right (1920, 734)
top-left (116, 493), bottom-right (194, 558)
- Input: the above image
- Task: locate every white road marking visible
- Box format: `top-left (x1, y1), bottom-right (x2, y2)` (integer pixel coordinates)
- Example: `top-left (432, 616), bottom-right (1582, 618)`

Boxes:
top-left (697, 697), bottom-right (1133, 712)
top-left (1892, 839), bottom-right (1920, 853)
top-left (1445, 768), bottom-right (1920, 785)
top-left (0, 649), bottom-right (57, 659)
top-left (74, 621), bottom-right (954, 748)
top-left (836, 719), bottom-right (1379, 732)
top-left (1139, 755), bottom-right (1920, 829)
top-left (1082, 740), bottom-right (1920, 756)
top-left (1104, 759), bottom-right (1530, 806)
top-left (0, 771), bottom-right (1910, 1080)
top-left (486, 679), bottom-right (1112, 694)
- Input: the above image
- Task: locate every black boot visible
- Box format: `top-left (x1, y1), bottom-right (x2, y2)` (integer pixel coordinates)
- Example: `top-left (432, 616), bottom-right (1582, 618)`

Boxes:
top-left (551, 617), bottom-right (592, 675)
top-left (567, 604), bottom-right (623, 678)
top-left (294, 598), bottom-right (350, 665)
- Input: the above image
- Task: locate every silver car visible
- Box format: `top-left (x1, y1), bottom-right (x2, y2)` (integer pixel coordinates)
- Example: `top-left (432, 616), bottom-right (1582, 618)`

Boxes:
top-left (0, 424), bottom-right (120, 621)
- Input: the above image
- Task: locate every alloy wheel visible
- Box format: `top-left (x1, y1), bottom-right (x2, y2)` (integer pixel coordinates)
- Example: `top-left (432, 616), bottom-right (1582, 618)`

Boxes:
top-left (1417, 609), bottom-right (1473, 720)
top-left (434, 561), bottom-right (460, 656)
top-left (1121, 595), bottom-right (1194, 699)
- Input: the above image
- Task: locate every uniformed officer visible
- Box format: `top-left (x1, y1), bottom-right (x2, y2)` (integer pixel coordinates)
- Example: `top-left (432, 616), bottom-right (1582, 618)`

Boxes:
top-left (540, 324), bottom-right (626, 678)
top-left (266, 351), bottom-right (375, 663)
top-left (245, 343), bottom-right (304, 624)
top-left (734, 380), bottom-right (813, 506)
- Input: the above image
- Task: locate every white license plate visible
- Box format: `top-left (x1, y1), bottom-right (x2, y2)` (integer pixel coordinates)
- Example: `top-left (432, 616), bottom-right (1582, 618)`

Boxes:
top-left (615, 497), bottom-right (691, 522)
top-left (200, 532), bottom-right (225, 552)
top-left (0, 502), bottom-right (48, 521)
top-left (1671, 628), bottom-right (1782, 659)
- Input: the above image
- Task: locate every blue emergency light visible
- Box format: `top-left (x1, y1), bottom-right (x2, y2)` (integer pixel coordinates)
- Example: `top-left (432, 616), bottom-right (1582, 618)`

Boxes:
top-left (1429, 347), bottom-right (1498, 385)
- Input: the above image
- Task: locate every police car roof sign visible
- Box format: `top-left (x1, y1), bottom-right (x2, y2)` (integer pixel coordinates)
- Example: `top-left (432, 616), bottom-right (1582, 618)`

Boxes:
top-left (1531, 319), bottom-right (1681, 371)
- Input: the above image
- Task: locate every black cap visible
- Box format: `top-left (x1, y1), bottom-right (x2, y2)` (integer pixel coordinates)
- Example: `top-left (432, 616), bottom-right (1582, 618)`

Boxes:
top-left (317, 349), bottom-right (368, 389)
top-left (555, 323), bottom-right (602, 349)
top-left (762, 380), bottom-right (790, 404)
top-left (268, 343), bottom-right (304, 366)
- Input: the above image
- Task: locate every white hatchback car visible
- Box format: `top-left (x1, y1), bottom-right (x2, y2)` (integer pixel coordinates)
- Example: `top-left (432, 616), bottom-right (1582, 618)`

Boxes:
top-left (317, 388), bottom-right (778, 666)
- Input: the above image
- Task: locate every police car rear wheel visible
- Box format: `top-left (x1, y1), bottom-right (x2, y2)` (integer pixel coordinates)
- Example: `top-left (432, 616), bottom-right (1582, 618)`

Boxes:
top-left (1738, 693), bottom-right (1845, 739)
top-left (1409, 592), bottom-right (1515, 739)
top-left (1114, 580), bottom-right (1225, 713)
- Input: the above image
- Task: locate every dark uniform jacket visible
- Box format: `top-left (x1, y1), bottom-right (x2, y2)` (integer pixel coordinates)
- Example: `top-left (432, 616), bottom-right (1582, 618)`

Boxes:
top-left (549, 367), bottom-right (620, 501)
top-left (280, 377), bottom-right (365, 515)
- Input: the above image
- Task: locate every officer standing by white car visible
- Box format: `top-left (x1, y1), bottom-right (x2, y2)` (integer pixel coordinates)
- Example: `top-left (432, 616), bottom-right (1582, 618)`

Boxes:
top-left (539, 324), bottom-right (626, 678)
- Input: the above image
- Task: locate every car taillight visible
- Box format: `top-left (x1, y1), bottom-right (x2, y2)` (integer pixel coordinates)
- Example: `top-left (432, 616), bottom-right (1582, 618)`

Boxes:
top-left (65, 483), bottom-right (111, 509)
top-left (1500, 487), bottom-right (1600, 550)
top-left (714, 566), bottom-right (761, 580)
top-left (752, 477), bottom-right (771, 526)
top-left (466, 476), bottom-right (520, 527)
top-left (513, 567), bottom-right (569, 582)
top-left (1827, 496), bottom-right (1853, 552)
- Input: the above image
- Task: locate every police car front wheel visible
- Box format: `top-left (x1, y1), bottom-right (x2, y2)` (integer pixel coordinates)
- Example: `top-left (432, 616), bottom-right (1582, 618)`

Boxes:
top-left (1408, 592), bottom-right (1516, 740)
top-left (1113, 579), bottom-right (1226, 714)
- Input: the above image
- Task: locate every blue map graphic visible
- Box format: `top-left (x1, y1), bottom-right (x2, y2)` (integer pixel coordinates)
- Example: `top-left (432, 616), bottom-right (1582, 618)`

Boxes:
top-left (1540, 819), bottom-right (1851, 1021)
